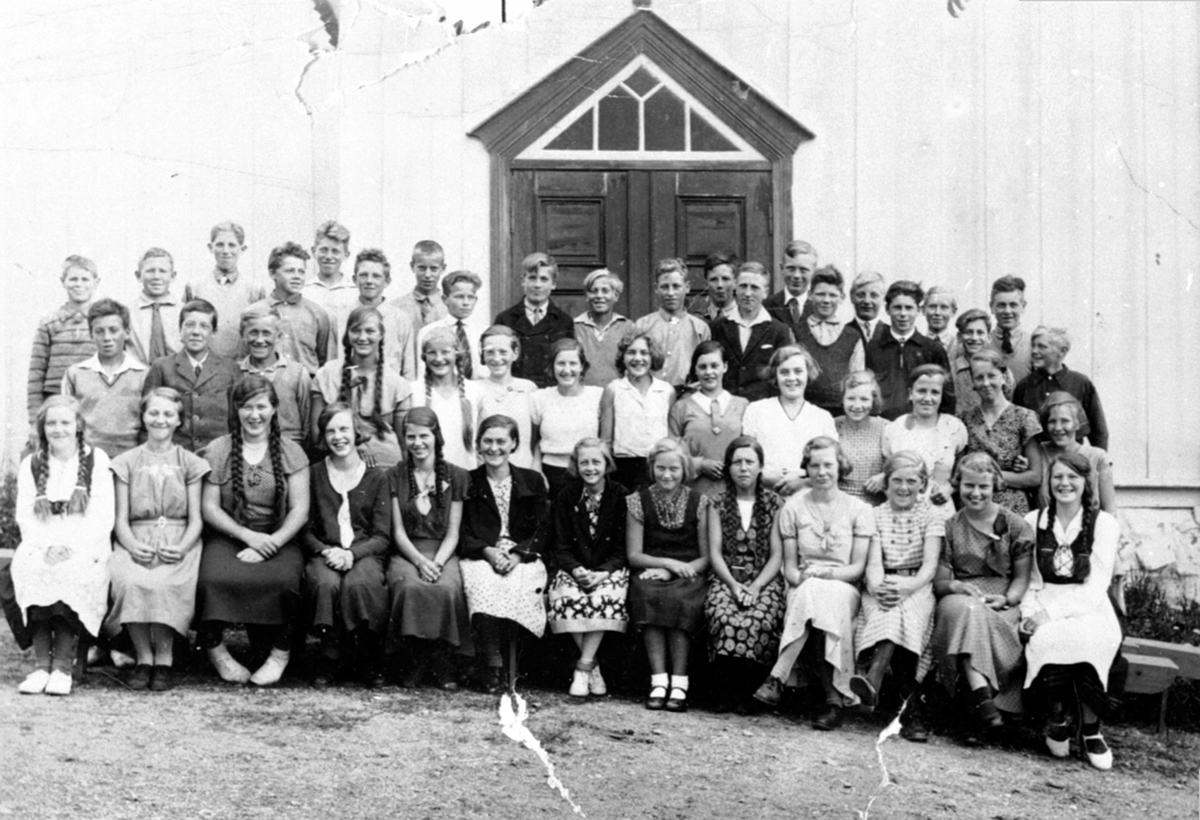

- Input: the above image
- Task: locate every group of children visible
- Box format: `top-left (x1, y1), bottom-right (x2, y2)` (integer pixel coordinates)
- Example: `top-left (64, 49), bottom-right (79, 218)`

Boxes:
top-left (8, 224), bottom-right (1120, 770)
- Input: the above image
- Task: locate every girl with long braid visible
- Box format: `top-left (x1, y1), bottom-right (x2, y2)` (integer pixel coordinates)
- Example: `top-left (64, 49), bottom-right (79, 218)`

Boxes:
top-left (312, 305), bottom-right (412, 468)
top-left (410, 326), bottom-right (483, 471)
top-left (385, 407), bottom-right (474, 688)
top-left (10, 395), bottom-right (114, 696)
top-left (1021, 453), bottom-right (1122, 770)
top-left (197, 375), bottom-right (310, 686)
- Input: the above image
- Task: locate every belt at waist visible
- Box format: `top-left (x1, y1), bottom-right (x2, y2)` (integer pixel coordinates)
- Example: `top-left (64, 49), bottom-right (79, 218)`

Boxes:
top-left (884, 567), bottom-right (920, 577)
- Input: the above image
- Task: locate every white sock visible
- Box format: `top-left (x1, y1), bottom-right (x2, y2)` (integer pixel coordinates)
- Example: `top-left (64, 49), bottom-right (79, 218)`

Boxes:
top-left (669, 675), bottom-right (689, 692)
top-left (650, 673), bottom-right (669, 690)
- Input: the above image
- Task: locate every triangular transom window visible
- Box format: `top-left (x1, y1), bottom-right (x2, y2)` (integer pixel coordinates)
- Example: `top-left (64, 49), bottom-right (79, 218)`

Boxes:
top-left (517, 55), bottom-right (765, 162)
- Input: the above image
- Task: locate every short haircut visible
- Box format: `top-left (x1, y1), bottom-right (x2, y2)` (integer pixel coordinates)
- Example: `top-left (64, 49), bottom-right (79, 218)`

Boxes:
top-left (138, 247), bottom-right (174, 270)
top-left (63, 254), bottom-right (98, 278)
top-left (783, 240), bottom-right (817, 260)
top-left (990, 275), bottom-right (1026, 299)
top-left (850, 270), bottom-right (886, 293)
top-left (354, 247), bottom-right (391, 279)
top-left (567, 437), bottom-right (616, 478)
top-left (1031, 325), bottom-right (1071, 355)
top-left (546, 337), bottom-right (590, 381)
top-left (411, 239), bottom-right (445, 263)
top-left (906, 363), bottom-right (949, 391)
top-left (179, 299), bottom-right (218, 331)
top-left (140, 386), bottom-right (184, 419)
top-left (968, 348), bottom-right (1008, 376)
top-left (314, 220), bottom-right (350, 249)
top-left (840, 370), bottom-right (882, 415)
top-left (646, 437), bottom-right (696, 483)
top-left (441, 269), bottom-right (482, 295)
top-left (616, 332), bottom-right (666, 376)
top-left (723, 434), bottom-right (765, 474)
top-left (477, 413), bottom-right (520, 449)
top-left (951, 451), bottom-right (1005, 492)
top-left (801, 435), bottom-right (852, 479)
top-left (764, 344), bottom-right (821, 386)
top-left (810, 265), bottom-right (845, 295)
top-left (737, 261), bottom-right (769, 281)
top-left (239, 303), bottom-right (282, 335)
top-left (583, 268), bottom-right (624, 297)
top-left (654, 257), bottom-right (689, 284)
top-left (87, 298), bottom-right (130, 331)
top-left (1037, 390), bottom-right (1085, 430)
top-left (882, 450), bottom-right (929, 492)
top-left (687, 339), bottom-right (727, 383)
top-left (480, 324), bottom-right (520, 365)
top-left (885, 280), bottom-right (924, 307)
top-left (521, 252), bottom-right (558, 279)
top-left (955, 308), bottom-right (992, 335)
top-left (268, 242), bottom-right (310, 272)
top-left (924, 285), bottom-right (958, 313)
top-left (209, 221), bottom-right (245, 244)
top-left (316, 400), bottom-right (368, 449)
top-left (703, 252), bottom-right (741, 276)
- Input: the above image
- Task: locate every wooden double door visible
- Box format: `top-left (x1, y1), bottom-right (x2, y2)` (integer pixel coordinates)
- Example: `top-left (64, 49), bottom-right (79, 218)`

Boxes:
top-left (509, 168), bottom-right (773, 319)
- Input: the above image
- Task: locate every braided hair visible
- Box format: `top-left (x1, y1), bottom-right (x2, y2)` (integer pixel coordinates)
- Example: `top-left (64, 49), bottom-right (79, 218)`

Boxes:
top-left (29, 395), bottom-right (94, 520)
top-left (421, 327), bottom-right (473, 453)
top-left (402, 406), bottom-right (449, 524)
top-left (229, 375), bottom-right (287, 522)
top-left (1036, 452), bottom-right (1096, 584)
top-left (340, 305), bottom-right (389, 440)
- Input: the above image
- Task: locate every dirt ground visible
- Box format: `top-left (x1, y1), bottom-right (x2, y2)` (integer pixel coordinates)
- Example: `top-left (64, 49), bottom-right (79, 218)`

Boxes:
top-left (0, 633), bottom-right (1196, 820)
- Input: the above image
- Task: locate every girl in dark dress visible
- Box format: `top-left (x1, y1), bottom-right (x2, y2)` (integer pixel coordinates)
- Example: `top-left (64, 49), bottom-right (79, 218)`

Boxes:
top-left (302, 402), bottom-right (391, 687)
top-left (627, 438), bottom-right (710, 712)
top-left (385, 406), bottom-right (473, 689)
top-left (198, 375), bottom-right (311, 686)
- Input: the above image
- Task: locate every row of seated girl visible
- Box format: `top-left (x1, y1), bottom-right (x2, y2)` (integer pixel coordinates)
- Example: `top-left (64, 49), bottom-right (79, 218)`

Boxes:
top-left (7, 378), bottom-right (1120, 772)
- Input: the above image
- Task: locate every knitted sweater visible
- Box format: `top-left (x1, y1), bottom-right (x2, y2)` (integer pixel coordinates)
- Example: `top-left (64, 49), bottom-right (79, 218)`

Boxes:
top-left (27, 302), bottom-right (96, 421)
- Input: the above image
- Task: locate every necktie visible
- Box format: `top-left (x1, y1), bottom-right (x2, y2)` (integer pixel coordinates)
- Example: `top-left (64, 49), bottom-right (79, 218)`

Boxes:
top-left (417, 297), bottom-right (431, 326)
top-left (455, 320), bottom-right (473, 378)
top-left (1000, 328), bottom-right (1014, 355)
top-left (861, 320), bottom-right (872, 340)
top-left (898, 341), bottom-right (907, 370)
top-left (532, 306), bottom-right (543, 325)
top-left (710, 397), bottom-right (721, 435)
top-left (149, 303), bottom-right (168, 360)
top-left (194, 363), bottom-right (202, 379)
top-left (789, 298), bottom-right (800, 326)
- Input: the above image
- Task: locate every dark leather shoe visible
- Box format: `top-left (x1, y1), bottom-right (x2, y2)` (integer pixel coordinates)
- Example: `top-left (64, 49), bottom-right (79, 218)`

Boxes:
top-left (901, 714), bottom-right (929, 743)
top-left (849, 675), bottom-right (877, 710)
top-left (149, 665), bottom-right (174, 692)
top-left (483, 667), bottom-right (505, 695)
top-left (752, 676), bottom-right (784, 707)
top-left (812, 704), bottom-right (844, 731)
top-left (645, 686), bottom-right (667, 711)
top-left (665, 688), bottom-right (688, 713)
top-left (975, 697), bottom-right (1004, 729)
top-left (127, 664), bottom-right (152, 691)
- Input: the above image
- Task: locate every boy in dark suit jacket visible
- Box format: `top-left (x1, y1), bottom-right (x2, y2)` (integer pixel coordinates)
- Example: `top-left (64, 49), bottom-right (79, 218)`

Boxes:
top-left (494, 252), bottom-right (573, 388)
top-left (764, 240), bottom-right (818, 328)
top-left (143, 299), bottom-right (240, 451)
top-left (710, 263), bottom-right (795, 401)
top-left (864, 281), bottom-right (952, 420)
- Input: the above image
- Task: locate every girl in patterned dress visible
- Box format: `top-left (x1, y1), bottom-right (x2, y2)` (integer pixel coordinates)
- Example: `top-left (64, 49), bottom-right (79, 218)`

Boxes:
top-left (627, 438), bottom-right (710, 712)
top-left (752, 437), bottom-right (875, 731)
top-left (547, 438), bottom-right (629, 698)
top-left (932, 452), bottom-right (1034, 740)
top-left (703, 435), bottom-right (784, 713)
top-left (850, 451), bottom-right (944, 742)
top-left (108, 388), bottom-right (210, 692)
top-left (835, 370), bottom-right (887, 506)
top-left (458, 414), bottom-right (550, 694)
top-left (476, 325), bottom-right (537, 469)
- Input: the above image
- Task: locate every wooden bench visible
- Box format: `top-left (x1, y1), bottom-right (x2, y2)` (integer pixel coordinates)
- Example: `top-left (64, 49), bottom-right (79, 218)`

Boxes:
top-left (1121, 636), bottom-right (1200, 733)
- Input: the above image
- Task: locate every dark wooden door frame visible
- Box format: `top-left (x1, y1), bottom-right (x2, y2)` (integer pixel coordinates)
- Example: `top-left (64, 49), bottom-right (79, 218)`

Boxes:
top-left (468, 9), bottom-right (813, 311)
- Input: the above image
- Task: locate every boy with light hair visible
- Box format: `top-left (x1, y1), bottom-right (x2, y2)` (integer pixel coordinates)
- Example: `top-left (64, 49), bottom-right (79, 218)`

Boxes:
top-left (1013, 325), bottom-right (1108, 450)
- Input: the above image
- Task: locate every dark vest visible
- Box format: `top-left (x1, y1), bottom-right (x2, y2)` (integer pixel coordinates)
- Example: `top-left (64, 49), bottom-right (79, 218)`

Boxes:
top-left (794, 322), bottom-right (861, 413)
top-left (640, 488), bottom-right (702, 563)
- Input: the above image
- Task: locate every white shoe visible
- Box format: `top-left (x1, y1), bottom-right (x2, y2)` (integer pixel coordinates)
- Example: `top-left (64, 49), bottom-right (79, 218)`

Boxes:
top-left (569, 668), bottom-right (590, 698)
top-left (44, 670), bottom-right (73, 696)
top-left (208, 644), bottom-right (251, 684)
top-left (86, 646), bottom-right (103, 666)
top-left (588, 664), bottom-right (607, 696)
top-left (110, 649), bottom-right (136, 669)
top-left (250, 649), bottom-right (291, 687)
top-left (1082, 733), bottom-right (1113, 770)
top-left (18, 669), bottom-right (51, 695)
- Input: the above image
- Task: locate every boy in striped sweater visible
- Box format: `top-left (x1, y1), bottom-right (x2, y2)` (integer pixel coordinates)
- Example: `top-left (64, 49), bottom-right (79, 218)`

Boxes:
top-left (26, 255), bottom-right (100, 423)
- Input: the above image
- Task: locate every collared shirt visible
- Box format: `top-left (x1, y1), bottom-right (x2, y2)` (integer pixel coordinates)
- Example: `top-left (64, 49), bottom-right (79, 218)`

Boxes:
top-left (238, 355), bottom-right (313, 444)
top-left (991, 325), bottom-right (1032, 383)
top-left (61, 354), bottom-right (148, 457)
top-left (857, 317), bottom-right (882, 342)
top-left (128, 293), bottom-right (182, 365)
top-left (353, 297), bottom-right (418, 380)
top-left (687, 294), bottom-right (737, 323)
top-left (244, 292), bottom-right (337, 376)
top-left (185, 351), bottom-right (209, 373)
top-left (632, 309), bottom-right (711, 388)
top-left (732, 308), bottom-right (773, 350)
top-left (573, 312), bottom-right (633, 388)
top-left (185, 271), bottom-right (268, 358)
top-left (524, 299), bottom-right (548, 327)
top-left (302, 276), bottom-right (361, 341)
top-left (416, 315), bottom-right (480, 378)
top-left (785, 292), bottom-right (809, 321)
top-left (608, 376), bottom-right (673, 458)
top-left (1012, 364), bottom-right (1108, 450)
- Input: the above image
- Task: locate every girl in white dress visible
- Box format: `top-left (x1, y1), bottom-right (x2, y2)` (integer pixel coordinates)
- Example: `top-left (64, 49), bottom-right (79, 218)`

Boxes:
top-left (410, 327), bottom-right (483, 471)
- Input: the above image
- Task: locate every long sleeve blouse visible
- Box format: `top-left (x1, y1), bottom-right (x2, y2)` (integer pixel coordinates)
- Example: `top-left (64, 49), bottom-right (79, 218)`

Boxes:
top-left (301, 460), bottom-right (392, 560)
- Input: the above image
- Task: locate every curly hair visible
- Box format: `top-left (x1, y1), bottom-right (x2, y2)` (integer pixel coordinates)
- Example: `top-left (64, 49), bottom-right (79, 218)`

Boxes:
top-left (615, 332), bottom-right (665, 377)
